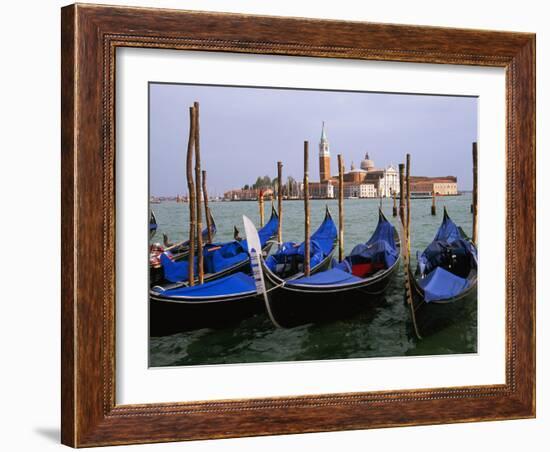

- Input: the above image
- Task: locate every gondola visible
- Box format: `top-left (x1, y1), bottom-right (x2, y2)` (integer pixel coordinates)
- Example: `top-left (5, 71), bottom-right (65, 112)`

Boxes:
top-left (260, 208), bottom-right (400, 328)
top-left (151, 207), bottom-right (279, 288)
top-left (406, 206), bottom-right (478, 336)
top-left (149, 209), bottom-right (337, 336)
top-left (149, 209), bottom-right (217, 285)
top-left (149, 210), bottom-right (158, 240)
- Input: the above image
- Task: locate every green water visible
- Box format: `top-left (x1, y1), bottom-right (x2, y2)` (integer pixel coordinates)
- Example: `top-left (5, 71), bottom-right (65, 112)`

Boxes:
top-left (149, 195), bottom-right (477, 367)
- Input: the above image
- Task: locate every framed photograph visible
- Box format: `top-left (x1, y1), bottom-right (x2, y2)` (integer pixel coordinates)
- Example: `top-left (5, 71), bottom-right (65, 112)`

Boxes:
top-left (61, 4), bottom-right (535, 447)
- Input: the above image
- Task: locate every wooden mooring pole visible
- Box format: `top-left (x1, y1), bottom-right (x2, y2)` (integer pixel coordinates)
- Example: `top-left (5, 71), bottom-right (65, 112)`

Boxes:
top-left (186, 106), bottom-right (196, 286)
top-left (202, 170), bottom-right (213, 243)
top-left (277, 161), bottom-right (283, 245)
top-left (431, 191), bottom-right (436, 216)
top-left (472, 142), bottom-right (478, 245)
top-left (392, 191), bottom-right (398, 217)
top-left (407, 156), bottom-right (412, 253)
top-left (403, 153), bottom-right (422, 339)
top-left (304, 142), bottom-right (311, 276)
top-left (193, 102), bottom-right (204, 284)
top-left (258, 189), bottom-right (265, 227)
top-left (338, 154), bottom-right (344, 262)
top-left (398, 163), bottom-right (405, 227)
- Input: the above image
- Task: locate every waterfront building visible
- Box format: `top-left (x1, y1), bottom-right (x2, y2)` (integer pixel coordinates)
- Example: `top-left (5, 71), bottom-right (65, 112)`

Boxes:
top-left (410, 176), bottom-right (458, 196)
top-left (309, 180), bottom-right (334, 199)
top-left (223, 123), bottom-right (458, 201)
top-left (333, 182), bottom-right (377, 199)
top-left (313, 123), bottom-right (399, 198)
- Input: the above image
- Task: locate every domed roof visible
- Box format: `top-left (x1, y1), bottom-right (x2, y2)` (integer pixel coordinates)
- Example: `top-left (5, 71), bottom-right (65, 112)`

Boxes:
top-left (360, 152), bottom-right (375, 171)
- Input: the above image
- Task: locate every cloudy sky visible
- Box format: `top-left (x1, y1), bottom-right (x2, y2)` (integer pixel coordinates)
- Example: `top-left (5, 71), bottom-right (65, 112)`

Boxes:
top-left (149, 83), bottom-right (477, 197)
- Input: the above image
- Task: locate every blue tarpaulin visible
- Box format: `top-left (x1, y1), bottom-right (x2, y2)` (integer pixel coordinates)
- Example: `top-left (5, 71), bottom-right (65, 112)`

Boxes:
top-left (290, 212), bottom-right (398, 286)
top-left (160, 253), bottom-right (196, 283)
top-left (434, 212), bottom-right (462, 243)
top-left (287, 268), bottom-right (362, 286)
top-left (153, 272), bottom-right (256, 300)
top-left (265, 213), bottom-right (337, 273)
top-left (339, 214), bottom-right (398, 269)
top-left (415, 210), bottom-right (477, 302)
top-left (418, 266), bottom-right (469, 302)
top-left (204, 241), bottom-right (248, 274)
top-left (161, 212), bottom-right (279, 283)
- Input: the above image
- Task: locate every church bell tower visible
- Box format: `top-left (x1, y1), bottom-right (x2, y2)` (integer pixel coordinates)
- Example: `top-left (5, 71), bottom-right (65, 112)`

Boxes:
top-left (319, 121), bottom-right (331, 181)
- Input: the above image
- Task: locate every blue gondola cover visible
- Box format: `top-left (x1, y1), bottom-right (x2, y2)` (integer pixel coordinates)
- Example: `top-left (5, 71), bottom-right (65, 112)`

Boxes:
top-left (339, 214), bottom-right (398, 269)
top-left (153, 272), bottom-right (256, 300)
top-left (287, 213), bottom-right (398, 285)
top-left (265, 213), bottom-right (337, 273)
top-left (414, 210), bottom-right (477, 302)
top-left (160, 212), bottom-right (279, 283)
top-left (287, 268), bottom-right (362, 286)
top-left (160, 253), bottom-right (196, 283)
top-left (434, 213), bottom-right (462, 243)
top-left (418, 266), bottom-right (469, 302)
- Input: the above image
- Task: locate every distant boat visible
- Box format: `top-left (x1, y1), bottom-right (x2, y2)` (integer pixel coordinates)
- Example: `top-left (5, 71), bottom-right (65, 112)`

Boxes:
top-left (406, 207), bottom-right (478, 336)
top-left (261, 208), bottom-right (399, 328)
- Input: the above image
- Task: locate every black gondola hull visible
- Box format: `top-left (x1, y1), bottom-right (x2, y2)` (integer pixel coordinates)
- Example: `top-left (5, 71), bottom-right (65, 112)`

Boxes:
top-left (149, 293), bottom-right (262, 337)
top-left (263, 257), bottom-right (399, 328)
top-left (407, 264), bottom-right (477, 336)
top-left (409, 280), bottom-right (477, 336)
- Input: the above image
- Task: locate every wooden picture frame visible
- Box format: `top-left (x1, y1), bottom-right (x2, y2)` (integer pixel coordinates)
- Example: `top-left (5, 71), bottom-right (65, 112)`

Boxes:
top-left (61, 3), bottom-right (535, 447)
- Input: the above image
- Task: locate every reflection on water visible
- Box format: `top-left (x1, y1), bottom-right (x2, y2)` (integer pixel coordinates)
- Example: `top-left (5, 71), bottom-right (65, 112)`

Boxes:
top-left (149, 195), bottom-right (477, 367)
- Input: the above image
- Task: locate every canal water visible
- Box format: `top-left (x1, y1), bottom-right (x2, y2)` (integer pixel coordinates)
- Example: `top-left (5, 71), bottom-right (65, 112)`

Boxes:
top-left (149, 194), bottom-right (477, 367)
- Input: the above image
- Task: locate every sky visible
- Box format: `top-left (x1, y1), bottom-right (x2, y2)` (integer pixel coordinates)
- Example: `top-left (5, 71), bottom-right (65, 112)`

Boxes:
top-left (149, 83), bottom-right (477, 197)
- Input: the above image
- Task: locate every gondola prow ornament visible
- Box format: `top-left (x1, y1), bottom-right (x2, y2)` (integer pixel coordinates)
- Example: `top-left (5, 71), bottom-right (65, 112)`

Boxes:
top-left (243, 215), bottom-right (283, 328)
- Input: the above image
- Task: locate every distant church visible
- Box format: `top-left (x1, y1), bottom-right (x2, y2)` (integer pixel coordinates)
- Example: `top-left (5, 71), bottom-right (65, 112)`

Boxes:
top-left (310, 122), bottom-right (400, 199)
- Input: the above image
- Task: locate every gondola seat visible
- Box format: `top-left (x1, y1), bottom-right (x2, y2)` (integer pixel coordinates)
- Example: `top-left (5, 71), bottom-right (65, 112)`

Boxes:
top-left (335, 239), bottom-right (399, 278)
top-left (420, 238), bottom-right (474, 278)
top-left (266, 240), bottom-right (325, 275)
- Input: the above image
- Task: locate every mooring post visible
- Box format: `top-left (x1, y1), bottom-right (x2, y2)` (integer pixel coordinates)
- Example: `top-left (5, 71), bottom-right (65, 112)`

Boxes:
top-left (202, 170), bottom-right (213, 243)
top-left (398, 163), bottom-right (405, 227)
top-left (193, 102), bottom-right (204, 284)
top-left (304, 142), bottom-right (311, 276)
top-left (277, 161), bottom-right (283, 245)
top-left (186, 106), bottom-right (196, 286)
top-left (472, 142), bottom-right (478, 245)
top-left (258, 189), bottom-right (265, 228)
top-left (338, 154), bottom-right (344, 262)
top-left (392, 191), bottom-right (398, 217)
top-left (406, 154), bottom-right (412, 256)
top-left (431, 191), bottom-right (436, 216)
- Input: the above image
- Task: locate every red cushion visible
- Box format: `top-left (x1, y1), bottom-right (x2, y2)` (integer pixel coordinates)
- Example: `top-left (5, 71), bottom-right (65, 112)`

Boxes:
top-left (351, 262), bottom-right (384, 277)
